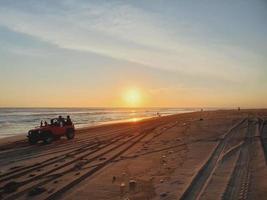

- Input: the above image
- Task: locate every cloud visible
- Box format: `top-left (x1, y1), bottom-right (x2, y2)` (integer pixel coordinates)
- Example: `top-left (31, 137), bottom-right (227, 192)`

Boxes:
top-left (0, 0), bottom-right (264, 83)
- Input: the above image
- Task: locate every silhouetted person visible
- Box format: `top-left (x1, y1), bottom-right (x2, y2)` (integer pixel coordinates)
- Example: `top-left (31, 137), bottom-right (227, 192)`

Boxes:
top-left (66, 115), bottom-right (72, 125)
top-left (58, 116), bottom-right (64, 127)
top-left (44, 121), bottom-right (48, 126)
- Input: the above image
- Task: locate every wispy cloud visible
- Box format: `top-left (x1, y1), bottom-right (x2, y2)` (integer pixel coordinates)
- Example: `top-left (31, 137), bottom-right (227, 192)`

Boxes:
top-left (0, 0), bottom-right (264, 83)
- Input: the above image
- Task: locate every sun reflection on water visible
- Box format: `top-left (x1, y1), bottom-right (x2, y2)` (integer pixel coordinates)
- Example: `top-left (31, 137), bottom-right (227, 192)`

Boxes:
top-left (129, 117), bottom-right (140, 122)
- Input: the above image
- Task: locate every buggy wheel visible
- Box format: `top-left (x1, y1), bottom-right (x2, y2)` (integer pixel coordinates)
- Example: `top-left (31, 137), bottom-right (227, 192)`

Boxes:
top-left (28, 136), bottom-right (38, 145)
top-left (43, 133), bottom-right (54, 144)
top-left (66, 129), bottom-right (75, 140)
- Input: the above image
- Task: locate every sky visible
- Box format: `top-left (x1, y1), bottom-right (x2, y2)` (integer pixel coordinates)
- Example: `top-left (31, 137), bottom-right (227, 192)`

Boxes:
top-left (0, 0), bottom-right (266, 108)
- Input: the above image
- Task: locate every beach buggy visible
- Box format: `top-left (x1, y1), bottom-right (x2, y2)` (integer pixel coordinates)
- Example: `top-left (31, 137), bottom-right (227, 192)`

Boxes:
top-left (27, 116), bottom-right (75, 144)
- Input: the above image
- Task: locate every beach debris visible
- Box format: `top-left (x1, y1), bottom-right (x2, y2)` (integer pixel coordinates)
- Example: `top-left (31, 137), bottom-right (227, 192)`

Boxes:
top-left (161, 155), bottom-right (167, 164)
top-left (75, 172), bottom-right (81, 176)
top-left (53, 180), bottom-right (58, 184)
top-left (129, 179), bottom-right (137, 192)
top-left (168, 150), bottom-right (173, 154)
top-left (200, 118), bottom-right (204, 121)
top-left (99, 157), bottom-right (106, 161)
top-left (160, 179), bottom-right (164, 183)
top-left (3, 181), bottom-right (19, 193)
top-left (74, 161), bottom-right (84, 170)
top-left (28, 187), bottom-right (46, 196)
top-left (160, 192), bottom-right (168, 198)
top-left (112, 176), bottom-right (116, 183)
top-left (120, 182), bottom-right (126, 195)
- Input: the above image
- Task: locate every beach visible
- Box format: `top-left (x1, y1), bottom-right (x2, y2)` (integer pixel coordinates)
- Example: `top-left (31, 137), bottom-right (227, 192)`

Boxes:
top-left (0, 109), bottom-right (267, 200)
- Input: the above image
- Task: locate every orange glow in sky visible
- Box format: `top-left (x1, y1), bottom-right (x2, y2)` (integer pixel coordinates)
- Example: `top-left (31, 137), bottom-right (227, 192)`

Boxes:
top-left (123, 88), bottom-right (142, 107)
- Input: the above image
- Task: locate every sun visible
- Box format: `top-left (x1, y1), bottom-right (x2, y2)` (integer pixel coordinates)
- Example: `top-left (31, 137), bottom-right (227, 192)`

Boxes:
top-left (123, 88), bottom-right (142, 107)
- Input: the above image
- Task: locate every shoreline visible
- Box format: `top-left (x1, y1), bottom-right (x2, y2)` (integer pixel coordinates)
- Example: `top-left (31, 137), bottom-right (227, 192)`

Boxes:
top-left (0, 110), bottom-right (200, 141)
top-left (1, 108), bottom-right (266, 145)
top-left (0, 111), bottom-right (195, 144)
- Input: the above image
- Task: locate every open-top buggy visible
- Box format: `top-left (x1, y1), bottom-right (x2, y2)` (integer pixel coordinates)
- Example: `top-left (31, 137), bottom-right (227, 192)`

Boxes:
top-left (27, 118), bottom-right (75, 144)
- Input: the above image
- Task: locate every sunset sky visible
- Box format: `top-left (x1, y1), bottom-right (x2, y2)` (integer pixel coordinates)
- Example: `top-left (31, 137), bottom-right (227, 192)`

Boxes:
top-left (0, 0), bottom-right (266, 108)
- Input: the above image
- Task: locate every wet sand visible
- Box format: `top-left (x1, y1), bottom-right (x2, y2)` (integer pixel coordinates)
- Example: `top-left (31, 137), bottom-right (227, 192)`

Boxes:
top-left (0, 110), bottom-right (267, 200)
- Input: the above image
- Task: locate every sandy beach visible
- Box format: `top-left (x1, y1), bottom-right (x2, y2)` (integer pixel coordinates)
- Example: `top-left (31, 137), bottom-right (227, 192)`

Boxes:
top-left (0, 110), bottom-right (267, 200)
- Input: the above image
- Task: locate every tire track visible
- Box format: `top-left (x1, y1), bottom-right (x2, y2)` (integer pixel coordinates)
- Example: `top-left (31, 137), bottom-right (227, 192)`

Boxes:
top-left (1, 120), bottom-right (175, 200)
top-left (0, 125), bottom-right (137, 162)
top-left (259, 118), bottom-right (267, 164)
top-left (44, 127), bottom-right (155, 200)
top-left (44, 120), bottom-right (181, 200)
top-left (222, 118), bottom-right (256, 200)
top-left (0, 125), bottom-right (140, 177)
top-left (0, 134), bottom-right (126, 189)
top-left (180, 118), bottom-right (247, 200)
top-left (0, 134), bottom-right (123, 183)
top-left (0, 134), bottom-right (131, 200)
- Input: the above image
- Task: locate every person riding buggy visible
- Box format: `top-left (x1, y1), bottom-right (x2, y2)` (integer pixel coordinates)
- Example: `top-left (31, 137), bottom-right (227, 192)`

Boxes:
top-left (27, 116), bottom-right (75, 144)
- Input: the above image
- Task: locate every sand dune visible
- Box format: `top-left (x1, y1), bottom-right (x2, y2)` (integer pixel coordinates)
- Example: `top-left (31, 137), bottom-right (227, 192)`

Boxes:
top-left (0, 110), bottom-right (267, 200)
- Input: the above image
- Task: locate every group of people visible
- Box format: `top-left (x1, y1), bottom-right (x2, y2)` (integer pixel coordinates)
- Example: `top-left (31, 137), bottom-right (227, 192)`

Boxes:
top-left (58, 115), bottom-right (73, 126)
top-left (40, 115), bottom-right (73, 127)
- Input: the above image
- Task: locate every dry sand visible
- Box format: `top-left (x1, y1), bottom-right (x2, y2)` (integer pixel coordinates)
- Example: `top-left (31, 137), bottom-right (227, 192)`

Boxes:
top-left (0, 110), bottom-right (267, 200)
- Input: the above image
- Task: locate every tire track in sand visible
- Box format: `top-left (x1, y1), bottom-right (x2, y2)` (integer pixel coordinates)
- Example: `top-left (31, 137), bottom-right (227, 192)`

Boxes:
top-left (180, 118), bottom-right (247, 200)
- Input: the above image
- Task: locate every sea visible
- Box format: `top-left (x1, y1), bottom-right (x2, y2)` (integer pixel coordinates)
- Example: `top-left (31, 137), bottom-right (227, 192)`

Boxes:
top-left (0, 107), bottom-right (203, 139)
